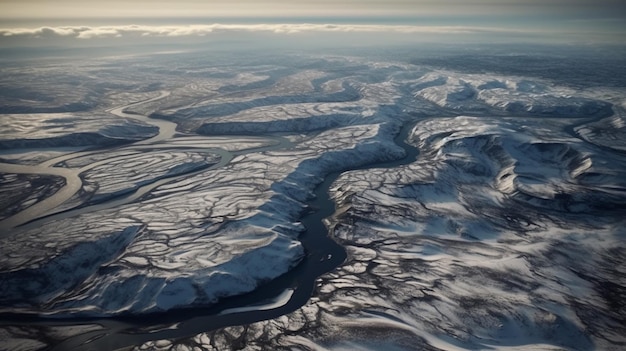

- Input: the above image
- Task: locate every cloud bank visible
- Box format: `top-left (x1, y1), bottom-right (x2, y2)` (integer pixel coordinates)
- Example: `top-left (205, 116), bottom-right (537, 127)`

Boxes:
top-left (2, 23), bottom-right (614, 47)
top-left (0, 23), bottom-right (530, 40)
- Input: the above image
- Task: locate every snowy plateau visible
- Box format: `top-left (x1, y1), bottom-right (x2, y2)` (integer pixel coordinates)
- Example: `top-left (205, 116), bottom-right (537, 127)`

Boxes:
top-left (0, 48), bottom-right (625, 351)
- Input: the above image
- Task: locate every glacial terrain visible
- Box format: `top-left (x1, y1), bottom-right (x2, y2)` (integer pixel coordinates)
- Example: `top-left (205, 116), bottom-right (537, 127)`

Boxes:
top-left (0, 46), bottom-right (625, 350)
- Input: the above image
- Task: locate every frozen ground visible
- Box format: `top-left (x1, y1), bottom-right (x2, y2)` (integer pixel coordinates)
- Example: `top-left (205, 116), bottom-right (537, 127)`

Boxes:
top-left (0, 47), bottom-right (624, 350)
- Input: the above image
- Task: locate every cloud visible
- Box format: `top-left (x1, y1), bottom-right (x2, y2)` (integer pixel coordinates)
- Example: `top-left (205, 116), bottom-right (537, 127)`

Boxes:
top-left (9, 23), bottom-right (610, 46)
top-left (0, 23), bottom-right (529, 40)
top-left (2, 26), bottom-right (80, 38)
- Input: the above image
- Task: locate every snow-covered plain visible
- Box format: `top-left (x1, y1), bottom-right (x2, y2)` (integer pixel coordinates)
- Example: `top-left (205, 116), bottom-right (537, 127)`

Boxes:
top-left (0, 49), bottom-right (624, 350)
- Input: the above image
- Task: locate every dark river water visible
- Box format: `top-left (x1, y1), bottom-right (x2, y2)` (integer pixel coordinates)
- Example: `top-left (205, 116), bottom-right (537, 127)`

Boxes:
top-left (41, 120), bottom-right (421, 351)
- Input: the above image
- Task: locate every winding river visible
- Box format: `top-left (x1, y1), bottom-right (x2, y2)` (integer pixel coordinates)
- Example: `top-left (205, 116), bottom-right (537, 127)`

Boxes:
top-left (0, 92), bottom-right (420, 351)
top-left (0, 92), bottom-right (176, 232)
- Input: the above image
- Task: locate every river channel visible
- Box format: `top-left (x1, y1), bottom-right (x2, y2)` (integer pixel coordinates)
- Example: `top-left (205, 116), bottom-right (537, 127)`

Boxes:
top-left (0, 93), bottom-right (420, 350)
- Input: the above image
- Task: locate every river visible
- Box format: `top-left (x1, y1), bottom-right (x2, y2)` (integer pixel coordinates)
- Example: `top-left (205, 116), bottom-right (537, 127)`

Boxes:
top-left (0, 93), bottom-right (420, 351)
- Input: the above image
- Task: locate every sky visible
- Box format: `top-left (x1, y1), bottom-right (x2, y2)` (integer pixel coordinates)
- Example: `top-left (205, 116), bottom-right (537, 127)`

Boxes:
top-left (0, 0), bottom-right (624, 46)
top-left (0, 0), bottom-right (624, 20)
